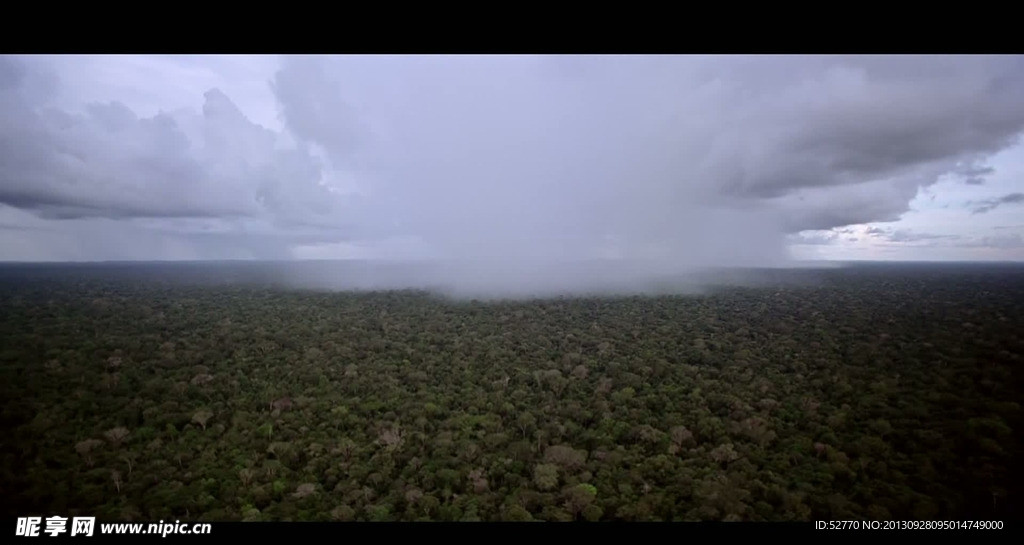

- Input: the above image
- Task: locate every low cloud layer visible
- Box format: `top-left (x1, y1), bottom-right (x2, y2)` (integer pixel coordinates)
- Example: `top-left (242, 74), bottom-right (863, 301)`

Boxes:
top-left (2, 55), bottom-right (1024, 292)
top-left (865, 227), bottom-right (959, 243)
top-left (970, 192), bottom-right (1024, 214)
top-left (955, 233), bottom-right (1024, 249)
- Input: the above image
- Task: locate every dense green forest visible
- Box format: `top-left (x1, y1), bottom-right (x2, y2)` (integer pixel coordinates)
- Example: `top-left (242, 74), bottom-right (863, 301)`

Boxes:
top-left (1, 262), bottom-right (1021, 521)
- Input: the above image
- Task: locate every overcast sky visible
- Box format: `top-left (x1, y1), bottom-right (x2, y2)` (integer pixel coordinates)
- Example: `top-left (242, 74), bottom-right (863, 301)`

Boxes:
top-left (1, 54), bottom-right (1023, 266)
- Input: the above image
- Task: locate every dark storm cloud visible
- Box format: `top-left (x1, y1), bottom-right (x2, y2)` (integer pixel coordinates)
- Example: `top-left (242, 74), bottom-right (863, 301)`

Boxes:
top-left (698, 57), bottom-right (1023, 197)
top-left (2, 54), bottom-right (1024, 272)
top-left (271, 57), bottom-right (366, 166)
top-left (971, 192), bottom-right (1024, 214)
top-left (269, 55), bottom-right (1024, 265)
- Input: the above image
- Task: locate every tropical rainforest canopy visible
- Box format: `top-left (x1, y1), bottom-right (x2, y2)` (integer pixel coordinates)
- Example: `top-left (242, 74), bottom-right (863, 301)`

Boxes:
top-left (0, 262), bottom-right (1020, 521)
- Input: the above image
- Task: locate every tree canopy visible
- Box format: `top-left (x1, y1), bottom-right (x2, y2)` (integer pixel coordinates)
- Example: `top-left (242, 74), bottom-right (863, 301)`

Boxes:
top-left (0, 262), bottom-right (1021, 521)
